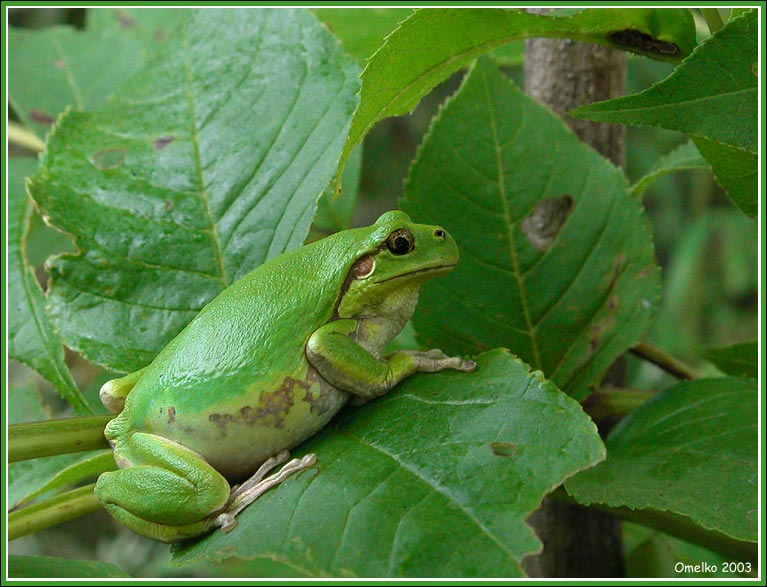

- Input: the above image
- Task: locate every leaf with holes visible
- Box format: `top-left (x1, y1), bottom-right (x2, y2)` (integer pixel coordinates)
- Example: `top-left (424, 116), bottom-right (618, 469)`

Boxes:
top-left (401, 58), bottom-right (660, 400)
top-left (9, 158), bottom-right (90, 413)
top-left (335, 7), bottom-right (696, 188)
top-left (28, 8), bottom-right (360, 373)
top-left (571, 10), bottom-right (757, 153)
top-left (173, 350), bottom-right (605, 577)
top-left (9, 8), bottom-right (187, 139)
top-left (566, 377), bottom-right (757, 542)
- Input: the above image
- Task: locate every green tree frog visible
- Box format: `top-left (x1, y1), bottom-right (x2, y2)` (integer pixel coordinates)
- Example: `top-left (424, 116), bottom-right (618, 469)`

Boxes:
top-left (95, 211), bottom-right (475, 542)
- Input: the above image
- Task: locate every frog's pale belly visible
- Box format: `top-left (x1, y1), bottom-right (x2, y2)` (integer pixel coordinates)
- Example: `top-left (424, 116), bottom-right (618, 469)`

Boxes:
top-left (117, 366), bottom-right (350, 482)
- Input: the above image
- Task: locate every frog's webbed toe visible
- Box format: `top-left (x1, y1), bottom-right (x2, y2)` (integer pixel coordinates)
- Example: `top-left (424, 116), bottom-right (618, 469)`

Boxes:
top-left (214, 453), bottom-right (317, 533)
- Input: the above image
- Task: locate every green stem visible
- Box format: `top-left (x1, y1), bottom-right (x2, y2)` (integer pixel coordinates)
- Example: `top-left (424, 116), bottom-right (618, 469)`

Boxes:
top-left (9, 484), bottom-right (102, 541)
top-left (700, 8), bottom-right (724, 34)
top-left (550, 488), bottom-right (756, 563)
top-left (583, 386), bottom-right (656, 421)
top-left (10, 415), bottom-right (112, 462)
top-left (630, 341), bottom-right (702, 381)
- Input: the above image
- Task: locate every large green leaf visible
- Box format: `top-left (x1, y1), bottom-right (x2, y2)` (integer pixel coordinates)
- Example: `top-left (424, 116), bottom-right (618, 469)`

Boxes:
top-left (9, 8), bottom-right (187, 139)
top-left (630, 140), bottom-right (708, 198)
top-left (29, 8), bottom-right (360, 373)
top-left (401, 58), bottom-right (660, 400)
top-left (173, 350), bottom-right (605, 577)
top-left (337, 7), bottom-right (696, 186)
top-left (692, 138), bottom-right (757, 217)
top-left (701, 341), bottom-right (757, 379)
top-left (9, 555), bottom-right (128, 579)
top-left (566, 377), bottom-right (757, 542)
top-left (572, 10), bottom-right (757, 153)
top-left (8, 158), bottom-right (90, 414)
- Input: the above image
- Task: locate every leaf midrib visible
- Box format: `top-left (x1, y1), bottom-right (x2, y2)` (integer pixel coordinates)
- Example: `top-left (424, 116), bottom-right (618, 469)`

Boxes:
top-left (479, 64), bottom-right (541, 369)
top-left (181, 28), bottom-right (228, 287)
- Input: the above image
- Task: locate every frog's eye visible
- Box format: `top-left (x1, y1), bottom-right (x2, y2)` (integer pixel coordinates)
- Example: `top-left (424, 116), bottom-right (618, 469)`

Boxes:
top-left (386, 229), bottom-right (414, 255)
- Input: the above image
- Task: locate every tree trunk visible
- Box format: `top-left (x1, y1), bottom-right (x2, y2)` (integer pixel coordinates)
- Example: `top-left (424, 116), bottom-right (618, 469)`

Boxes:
top-left (522, 8), bottom-right (627, 578)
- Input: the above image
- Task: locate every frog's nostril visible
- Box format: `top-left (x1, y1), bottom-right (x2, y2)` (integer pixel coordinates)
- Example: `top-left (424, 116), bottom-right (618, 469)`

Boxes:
top-left (434, 229), bottom-right (446, 239)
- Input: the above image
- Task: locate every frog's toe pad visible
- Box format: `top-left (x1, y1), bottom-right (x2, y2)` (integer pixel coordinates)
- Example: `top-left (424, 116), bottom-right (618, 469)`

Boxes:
top-left (214, 512), bottom-right (238, 532)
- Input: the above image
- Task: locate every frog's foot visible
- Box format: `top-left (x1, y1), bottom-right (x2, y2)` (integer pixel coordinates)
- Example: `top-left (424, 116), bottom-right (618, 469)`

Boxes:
top-left (393, 349), bottom-right (477, 372)
top-left (213, 453), bottom-right (317, 532)
top-left (228, 450), bottom-right (291, 501)
top-left (406, 350), bottom-right (477, 373)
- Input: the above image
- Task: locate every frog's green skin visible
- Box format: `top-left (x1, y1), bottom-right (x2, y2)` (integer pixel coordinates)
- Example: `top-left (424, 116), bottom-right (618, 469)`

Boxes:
top-left (95, 211), bottom-right (475, 542)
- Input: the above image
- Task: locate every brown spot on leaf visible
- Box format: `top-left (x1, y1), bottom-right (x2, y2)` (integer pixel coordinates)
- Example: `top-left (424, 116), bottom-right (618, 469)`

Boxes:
top-left (153, 135), bottom-right (175, 150)
top-left (167, 406), bottom-right (176, 424)
top-left (752, 62), bottom-right (758, 76)
top-left (607, 29), bottom-right (678, 56)
top-left (114, 10), bottom-right (136, 28)
top-left (30, 109), bottom-right (54, 125)
top-left (490, 441), bottom-right (517, 457)
top-left (155, 28), bottom-right (167, 43)
top-left (606, 254), bottom-right (625, 292)
top-left (164, 200), bottom-right (174, 212)
top-left (92, 148), bottom-right (126, 170)
top-left (53, 59), bottom-right (65, 69)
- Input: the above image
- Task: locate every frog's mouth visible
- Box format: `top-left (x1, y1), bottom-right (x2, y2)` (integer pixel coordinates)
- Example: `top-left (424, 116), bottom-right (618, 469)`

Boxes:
top-left (375, 262), bottom-right (457, 284)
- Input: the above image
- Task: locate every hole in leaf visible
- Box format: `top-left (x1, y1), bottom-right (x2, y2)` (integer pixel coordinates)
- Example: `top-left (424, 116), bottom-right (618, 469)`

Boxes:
top-left (92, 148), bottom-right (126, 170)
top-left (490, 441), bottom-right (517, 457)
top-left (607, 29), bottom-right (679, 56)
top-left (520, 195), bottom-right (574, 251)
top-left (153, 135), bottom-right (176, 150)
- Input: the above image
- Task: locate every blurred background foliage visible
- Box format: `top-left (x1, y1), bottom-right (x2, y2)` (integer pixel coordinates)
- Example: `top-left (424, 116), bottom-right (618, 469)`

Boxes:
top-left (7, 7), bottom-right (757, 578)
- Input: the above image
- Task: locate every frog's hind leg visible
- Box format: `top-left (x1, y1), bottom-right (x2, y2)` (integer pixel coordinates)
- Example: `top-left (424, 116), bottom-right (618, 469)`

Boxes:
top-left (214, 452), bottom-right (317, 532)
top-left (95, 431), bottom-right (230, 543)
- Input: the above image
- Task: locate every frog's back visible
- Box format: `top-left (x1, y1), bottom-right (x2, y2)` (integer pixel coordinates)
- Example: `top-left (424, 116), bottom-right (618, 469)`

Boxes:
top-left (110, 231), bottom-right (370, 478)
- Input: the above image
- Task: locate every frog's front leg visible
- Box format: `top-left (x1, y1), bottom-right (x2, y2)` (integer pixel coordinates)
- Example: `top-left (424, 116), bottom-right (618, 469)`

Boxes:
top-left (306, 319), bottom-right (476, 401)
top-left (95, 431), bottom-right (231, 542)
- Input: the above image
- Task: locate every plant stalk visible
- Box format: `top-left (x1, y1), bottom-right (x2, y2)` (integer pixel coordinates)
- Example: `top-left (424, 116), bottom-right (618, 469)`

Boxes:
top-left (10, 415), bottom-right (113, 462)
top-left (630, 341), bottom-right (702, 380)
top-left (700, 8), bottom-right (725, 34)
top-left (583, 386), bottom-right (656, 421)
top-left (8, 121), bottom-right (45, 152)
top-left (9, 484), bottom-right (102, 541)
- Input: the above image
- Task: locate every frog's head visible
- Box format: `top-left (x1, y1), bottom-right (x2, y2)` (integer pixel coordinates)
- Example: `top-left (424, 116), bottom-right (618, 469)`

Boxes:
top-left (338, 211), bottom-right (459, 316)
